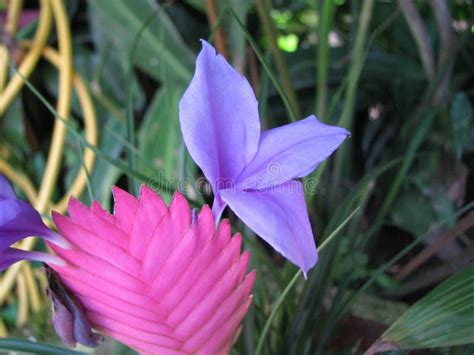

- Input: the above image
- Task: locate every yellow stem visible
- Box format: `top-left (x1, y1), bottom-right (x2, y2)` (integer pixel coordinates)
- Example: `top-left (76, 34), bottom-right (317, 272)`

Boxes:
top-left (0, 46), bottom-right (9, 91)
top-left (37, 46), bottom-right (98, 211)
top-left (0, 159), bottom-right (37, 203)
top-left (15, 43), bottom-right (99, 213)
top-left (0, 0), bottom-right (52, 116)
top-left (36, 0), bottom-right (72, 212)
top-left (0, 317), bottom-right (7, 337)
top-left (23, 264), bottom-right (42, 312)
top-left (34, 268), bottom-right (48, 295)
top-left (6, 0), bottom-right (24, 34)
top-left (0, 0), bottom-right (73, 303)
top-left (0, 44), bottom-right (98, 308)
top-left (0, 0), bottom-right (22, 93)
top-left (15, 272), bottom-right (29, 327)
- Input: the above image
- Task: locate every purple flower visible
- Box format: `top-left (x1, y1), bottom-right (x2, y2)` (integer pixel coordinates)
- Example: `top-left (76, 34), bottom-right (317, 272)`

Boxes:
top-left (45, 265), bottom-right (103, 348)
top-left (0, 175), bottom-right (69, 270)
top-left (179, 41), bottom-right (349, 274)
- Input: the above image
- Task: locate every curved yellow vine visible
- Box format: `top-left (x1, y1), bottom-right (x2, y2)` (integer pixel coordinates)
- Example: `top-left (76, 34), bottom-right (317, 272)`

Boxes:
top-left (0, 0), bottom-right (98, 328)
top-left (0, 0), bottom-right (23, 92)
top-left (15, 273), bottom-right (29, 327)
top-left (0, 46), bottom-right (9, 91)
top-left (0, 159), bottom-right (37, 203)
top-left (6, 0), bottom-right (24, 34)
top-left (0, 0), bottom-right (53, 115)
top-left (0, 0), bottom-right (72, 305)
top-left (38, 46), bottom-right (98, 212)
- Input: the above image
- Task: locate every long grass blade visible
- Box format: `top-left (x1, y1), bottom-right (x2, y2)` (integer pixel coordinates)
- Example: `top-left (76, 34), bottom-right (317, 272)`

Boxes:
top-left (0, 338), bottom-right (84, 354)
top-left (125, 8), bottom-right (161, 194)
top-left (255, 206), bottom-right (360, 354)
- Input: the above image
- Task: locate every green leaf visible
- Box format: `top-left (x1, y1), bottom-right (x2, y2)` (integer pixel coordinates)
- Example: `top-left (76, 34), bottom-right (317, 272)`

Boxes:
top-left (391, 191), bottom-right (436, 237)
top-left (0, 338), bottom-right (84, 354)
top-left (370, 261), bottom-right (474, 352)
top-left (0, 93), bottom-right (30, 163)
top-left (88, 0), bottom-right (194, 85)
top-left (112, 341), bottom-right (139, 355)
top-left (88, 119), bottom-right (127, 209)
top-left (138, 87), bottom-right (183, 180)
top-left (450, 92), bottom-right (472, 159)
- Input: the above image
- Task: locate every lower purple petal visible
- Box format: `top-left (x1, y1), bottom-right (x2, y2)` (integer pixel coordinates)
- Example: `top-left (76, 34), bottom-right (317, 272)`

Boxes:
top-left (211, 196), bottom-right (227, 222)
top-left (220, 181), bottom-right (318, 275)
top-left (0, 248), bottom-right (66, 271)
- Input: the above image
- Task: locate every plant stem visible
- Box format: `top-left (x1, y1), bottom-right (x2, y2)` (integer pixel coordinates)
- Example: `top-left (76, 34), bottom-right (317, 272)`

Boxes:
top-left (316, 0), bottom-right (336, 119)
top-left (205, 0), bottom-right (229, 59)
top-left (0, 0), bottom-right (52, 115)
top-left (225, 0), bottom-right (298, 122)
top-left (330, 0), bottom-right (375, 206)
top-left (255, 207), bottom-right (360, 354)
top-left (255, 0), bottom-right (301, 120)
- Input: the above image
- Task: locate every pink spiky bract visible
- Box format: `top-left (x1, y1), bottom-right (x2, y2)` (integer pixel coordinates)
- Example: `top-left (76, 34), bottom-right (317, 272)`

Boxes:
top-left (49, 185), bottom-right (255, 354)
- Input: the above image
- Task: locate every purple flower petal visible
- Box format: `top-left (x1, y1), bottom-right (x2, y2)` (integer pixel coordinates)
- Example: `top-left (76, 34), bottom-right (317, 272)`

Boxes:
top-left (0, 175), bottom-right (17, 200)
top-left (179, 40), bottom-right (261, 195)
top-left (220, 180), bottom-right (318, 275)
top-left (0, 248), bottom-right (65, 271)
top-left (46, 266), bottom-right (103, 348)
top-left (0, 199), bottom-right (70, 253)
top-left (50, 290), bottom-right (76, 347)
top-left (0, 176), bottom-right (71, 270)
top-left (179, 42), bottom-right (349, 274)
top-left (236, 116), bottom-right (350, 190)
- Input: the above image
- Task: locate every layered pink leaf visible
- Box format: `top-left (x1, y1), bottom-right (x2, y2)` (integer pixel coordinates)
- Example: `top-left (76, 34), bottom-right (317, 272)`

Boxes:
top-left (49, 185), bottom-right (255, 354)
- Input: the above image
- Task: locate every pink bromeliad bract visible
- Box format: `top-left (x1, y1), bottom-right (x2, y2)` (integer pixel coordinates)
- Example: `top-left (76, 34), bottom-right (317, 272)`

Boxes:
top-left (49, 185), bottom-right (255, 354)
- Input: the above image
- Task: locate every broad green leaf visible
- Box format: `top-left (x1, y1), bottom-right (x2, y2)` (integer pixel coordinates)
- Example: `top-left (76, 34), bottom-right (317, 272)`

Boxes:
top-left (451, 92), bottom-right (472, 159)
top-left (0, 94), bottom-right (29, 163)
top-left (88, 0), bottom-right (194, 85)
top-left (138, 87), bottom-right (183, 179)
top-left (391, 190), bottom-right (436, 237)
top-left (368, 261), bottom-right (474, 352)
top-left (88, 119), bottom-right (127, 209)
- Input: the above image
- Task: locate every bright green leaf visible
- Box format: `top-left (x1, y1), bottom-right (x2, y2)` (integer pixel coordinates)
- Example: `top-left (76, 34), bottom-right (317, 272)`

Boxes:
top-left (139, 87), bottom-right (183, 180)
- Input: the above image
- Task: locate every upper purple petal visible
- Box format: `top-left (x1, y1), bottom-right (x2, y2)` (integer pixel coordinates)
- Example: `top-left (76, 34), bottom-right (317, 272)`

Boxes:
top-left (220, 180), bottom-right (318, 274)
top-left (179, 40), bottom-right (261, 194)
top-left (236, 116), bottom-right (350, 190)
top-left (0, 175), bottom-right (17, 200)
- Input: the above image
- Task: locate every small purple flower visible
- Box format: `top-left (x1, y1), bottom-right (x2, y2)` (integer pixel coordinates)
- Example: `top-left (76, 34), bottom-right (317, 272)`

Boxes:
top-left (0, 175), bottom-right (69, 270)
top-left (179, 41), bottom-right (349, 274)
top-left (45, 265), bottom-right (103, 348)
